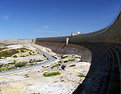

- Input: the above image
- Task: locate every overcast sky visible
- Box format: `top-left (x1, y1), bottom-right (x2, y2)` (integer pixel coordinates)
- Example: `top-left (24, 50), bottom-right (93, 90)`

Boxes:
top-left (0, 0), bottom-right (120, 40)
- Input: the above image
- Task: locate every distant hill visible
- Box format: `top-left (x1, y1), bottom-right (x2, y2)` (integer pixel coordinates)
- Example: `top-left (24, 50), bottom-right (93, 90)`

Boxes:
top-left (0, 39), bottom-right (33, 45)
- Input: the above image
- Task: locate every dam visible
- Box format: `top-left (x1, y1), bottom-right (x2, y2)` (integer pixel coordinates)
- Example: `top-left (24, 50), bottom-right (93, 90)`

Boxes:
top-left (35, 10), bottom-right (121, 94)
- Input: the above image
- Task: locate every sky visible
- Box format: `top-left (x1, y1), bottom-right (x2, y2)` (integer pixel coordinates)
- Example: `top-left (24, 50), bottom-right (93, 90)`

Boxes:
top-left (0, 0), bottom-right (120, 40)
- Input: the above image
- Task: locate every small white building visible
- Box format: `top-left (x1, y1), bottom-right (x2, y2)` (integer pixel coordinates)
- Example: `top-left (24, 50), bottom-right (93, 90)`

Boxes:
top-left (71, 32), bottom-right (81, 36)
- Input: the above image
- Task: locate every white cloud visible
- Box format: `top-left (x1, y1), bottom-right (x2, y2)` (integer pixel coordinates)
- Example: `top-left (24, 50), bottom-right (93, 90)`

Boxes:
top-left (2, 16), bottom-right (9, 20)
top-left (43, 25), bottom-right (48, 29)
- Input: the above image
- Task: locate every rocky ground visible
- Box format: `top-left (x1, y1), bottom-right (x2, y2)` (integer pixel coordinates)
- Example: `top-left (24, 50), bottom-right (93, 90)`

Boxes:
top-left (0, 44), bottom-right (47, 72)
top-left (0, 44), bottom-right (90, 94)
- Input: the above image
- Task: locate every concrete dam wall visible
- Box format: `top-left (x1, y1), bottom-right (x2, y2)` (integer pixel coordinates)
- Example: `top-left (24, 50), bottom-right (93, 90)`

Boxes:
top-left (35, 10), bottom-right (121, 94)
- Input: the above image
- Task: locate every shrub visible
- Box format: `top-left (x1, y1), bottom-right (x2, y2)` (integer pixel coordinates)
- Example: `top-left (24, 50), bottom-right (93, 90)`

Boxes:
top-left (61, 80), bottom-right (65, 82)
top-left (61, 55), bottom-right (68, 59)
top-left (29, 52), bottom-right (32, 55)
top-left (8, 66), bottom-right (16, 70)
top-left (17, 48), bottom-right (28, 52)
top-left (13, 55), bottom-right (17, 58)
top-left (0, 64), bottom-right (4, 68)
top-left (30, 63), bottom-right (34, 65)
top-left (8, 62), bottom-right (16, 65)
top-left (78, 73), bottom-right (86, 77)
top-left (0, 49), bottom-right (19, 59)
top-left (51, 64), bottom-right (60, 69)
top-left (59, 61), bottom-right (62, 63)
top-left (69, 64), bottom-right (76, 67)
top-left (68, 59), bottom-right (75, 61)
top-left (25, 74), bottom-right (29, 78)
top-left (35, 60), bottom-right (43, 62)
top-left (15, 62), bottom-right (26, 68)
top-left (21, 55), bottom-right (26, 57)
top-left (0, 48), bottom-right (6, 51)
top-left (79, 59), bottom-right (82, 62)
top-left (43, 72), bottom-right (60, 77)
top-left (61, 65), bottom-right (66, 70)
top-left (21, 50), bottom-right (24, 52)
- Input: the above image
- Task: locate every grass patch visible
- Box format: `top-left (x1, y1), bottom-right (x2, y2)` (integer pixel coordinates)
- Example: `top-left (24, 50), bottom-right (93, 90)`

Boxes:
top-left (43, 72), bottom-right (60, 77)
top-left (35, 59), bottom-right (43, 62)
top-left (7, 67), bottom-right (16, 70)
top-left (78, 73), bottom-right (86, 77)
top-left (61, 80), bottom-right (65, 82)
top-left (0, 49), bottom-right (19, 59)
top-left (68, 59), bottom-right (75, 61)
top-left (30, 63), bottom-right (35, 65)
top-left (69, 64), bottom-right (76, 67)
top-left (8, 62), bottom-right (16, 65)
top-left (0, 48), bottom-right (6, 51)
top-left (15, 62), bottom-right (26, 68)
top-left (21, 55), bottom-right (26, 57)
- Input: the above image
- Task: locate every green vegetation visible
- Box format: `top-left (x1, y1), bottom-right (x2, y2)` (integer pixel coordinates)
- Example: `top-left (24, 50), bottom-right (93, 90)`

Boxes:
top-left (0, 61), bottom-right (34, 72)
top-left (69, 64), bottom-right (76, 67)
top-left (13, 55), bottom-right (17, 58)
top-left (20, 50), bottom-right (25, 52)
top-left (68, 59), bottom-right (75, 62)
top-left (30, 63), bottom-right (35, 65)
top-left (21, 55), bottom-right (26, 57)
top-left (0, 48), bottom-right (6, 51)
top-left (51, 64), bottom-right (60, 69)
top-left (0, 64), bottom-right (4, 68)
top-left (25, 74), bottom-right (29, 78)
top-left (0, 63), bottom-right (15, 72)
top-left (0, 49), bottom-right (19, 59)
top-left (8, 62), bottom-right (16, 65)
top-left (61, 80), bottom-right (65, 82)
top-left (17, 48), bottom-right (28, 53)
top-left (78, 73), bottom-right (86, 77)
top-left (79, 59), bottom-right (82, 62)
top-left (15, 62), bottom-right (26, 68)
top-left (68, 59), bottom-right (75, 61)
top-left (35, 59), bottom-right (43, 62)
top-left (61, 55), bottom-right (68, 59)
top-left (43, 72), bottom-right (60, 77)
top-left (29, 52), bottom-right (32, 55)
top-left (59, 61), bottom-right (62, 63)
top-left (0, 47), bottom-right (44, 72)
top-left (7, 66), bottom-right (16, 70)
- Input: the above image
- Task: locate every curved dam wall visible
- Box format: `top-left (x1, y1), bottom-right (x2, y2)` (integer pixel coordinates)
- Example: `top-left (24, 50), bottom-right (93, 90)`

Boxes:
top-left (35, 11), bottom-right (121, 94)
top-left (36, 42), bottom-right (92, 62)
